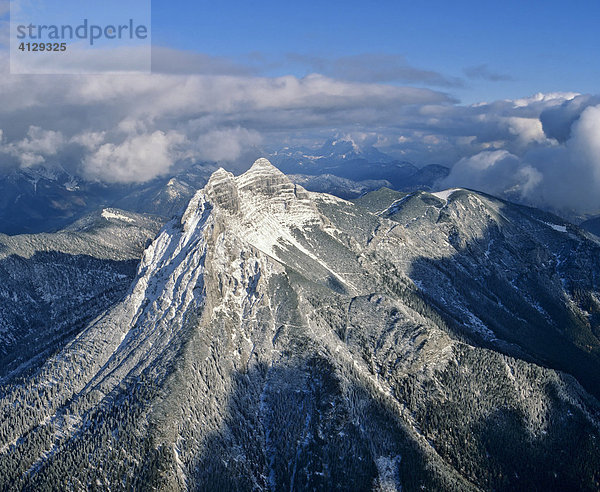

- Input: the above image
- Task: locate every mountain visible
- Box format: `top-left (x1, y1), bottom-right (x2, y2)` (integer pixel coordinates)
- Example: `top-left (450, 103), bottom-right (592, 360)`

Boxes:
top-left (0, 164), bottom-right (216, 235)
top-left (0, 141), bottom-right (449, 237)
top-left (0, 166), bottom-right (121, 235)
top-left (0, 208), bottom-right (163, 379)
top-left (110, 163), bottom-right (217, 218)
top-left (273, 137), bottom-right (396, 165)
top-left (271, 138), bottom-right (450, 191)
top-left (0, 159), bottom-right (599, 490)
top-left (315, 137), bottom-right (395, 163)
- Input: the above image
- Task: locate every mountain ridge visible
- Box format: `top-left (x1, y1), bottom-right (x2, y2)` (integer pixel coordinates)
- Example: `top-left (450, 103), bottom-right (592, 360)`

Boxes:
top-left (0, 159), bottom-right (599, 490)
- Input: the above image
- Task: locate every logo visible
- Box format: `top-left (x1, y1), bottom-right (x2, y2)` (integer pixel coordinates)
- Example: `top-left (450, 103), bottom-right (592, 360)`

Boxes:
top-left (10, 0), bottom-right (151, 74)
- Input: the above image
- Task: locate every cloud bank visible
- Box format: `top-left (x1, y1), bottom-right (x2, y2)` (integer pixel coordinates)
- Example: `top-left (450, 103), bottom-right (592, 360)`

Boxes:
top-left (0, 45), bottom-right (598, 215)
top-left (285, 53), bottom-right (465, 87)
top-left (0, 70), bottom-right (453, 183)
top-left (442, 97), bottom-right (600, 214)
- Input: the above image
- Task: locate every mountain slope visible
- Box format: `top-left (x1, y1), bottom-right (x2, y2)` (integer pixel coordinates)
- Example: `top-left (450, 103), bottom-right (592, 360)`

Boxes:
top-left (0, 160), bottom-right (599, 491)
top-left (364, 188), bottom-right (600, 398)
top-left (0, 208), bottom-right (163, 379)
top-left (581, 215), bottom-right (600, 238)
top-left (288, 173), bottom-right (392, 199)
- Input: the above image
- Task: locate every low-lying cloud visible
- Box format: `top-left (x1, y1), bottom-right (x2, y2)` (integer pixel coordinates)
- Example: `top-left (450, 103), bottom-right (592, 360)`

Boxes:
top-left (83, 130), bottom-right (186, 183)
top-left (539, 94), bottom-right (600, 143)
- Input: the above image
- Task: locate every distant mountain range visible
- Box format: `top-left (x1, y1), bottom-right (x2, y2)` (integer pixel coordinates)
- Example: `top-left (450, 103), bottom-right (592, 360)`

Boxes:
top-left (271, 138), bottom-right (450, 190)
top-left (1, 159), bottom-right (599, 490)
top-left (0, 140), bottom-right (450, 235)
top-left (0, 164), bottom-right (214, 235)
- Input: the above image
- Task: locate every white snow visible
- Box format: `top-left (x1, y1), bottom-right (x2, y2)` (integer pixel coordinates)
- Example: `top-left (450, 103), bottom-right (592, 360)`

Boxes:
top-left (101, 209), bottom-right (135, 223)
top-left (431, 188), bottom-right (461, 201)
top-left (203, 159), bottom-right (355, 293)
top-left (542, 221), bottom-right (567, 233)
top-left (375, 455), bottom-right (401, 491)
top-left (64, 179), bottom-right (79, 191)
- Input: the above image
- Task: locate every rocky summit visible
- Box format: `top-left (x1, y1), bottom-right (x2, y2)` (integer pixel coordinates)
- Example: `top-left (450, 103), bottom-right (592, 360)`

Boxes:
top-left (1, 159), bottom-right (599, 491)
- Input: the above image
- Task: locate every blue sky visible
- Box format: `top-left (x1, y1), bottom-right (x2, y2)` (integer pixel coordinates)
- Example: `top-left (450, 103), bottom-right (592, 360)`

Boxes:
top-left (151, 0), bottom-right (600, 103)
top-left (2, 0), bottom-right (599, 101)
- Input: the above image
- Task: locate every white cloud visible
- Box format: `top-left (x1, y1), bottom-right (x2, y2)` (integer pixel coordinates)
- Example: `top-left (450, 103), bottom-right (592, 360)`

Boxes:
top-left (443, 150), bottom-right (543, 200)
top-left (83, 131), bottom-right (185, 183)
top-left (442, 103), bottom-right (600, 214)
top-left (195, 128), bottom-right (262, 163)
top-left (286, 53), bottom-right (465, 87)
top-left (17, 152), bottom-right (45, 167)
top-left (539, 94), bottom-right (600, 142)
top-left (8, 38), bottom-right (150, 75)
top-left (512, 92), bottom-right (579, 108)
top-left (70, 131), bottom-right (106, 150)
top-left (0, 56), bottom-right (598, 214)
top-left (151, 46), bottom-right (256, 76)
top-left (0, 126), bottom-right (65, 167)
top-left (506, 117), bottom-right (550, 145)
top-left (19, 126), bottom-right (65, 155)
top-left (568, 105), bottom-right (600, 181)
top-left (0, 70), bottom-right (453, 182)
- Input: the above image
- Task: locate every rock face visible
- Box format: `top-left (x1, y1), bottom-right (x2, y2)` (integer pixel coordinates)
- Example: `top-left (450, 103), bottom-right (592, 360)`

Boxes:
top-left (1, 159), bottom-right (600, 491)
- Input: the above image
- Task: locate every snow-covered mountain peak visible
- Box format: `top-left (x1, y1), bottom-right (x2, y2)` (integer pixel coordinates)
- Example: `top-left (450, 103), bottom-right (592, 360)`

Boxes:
top-left (197, 159), bottom-right (324, 262)
top-left (202, 159), bottom-right (310, 213)
top-left (243, 157), bottom-right (284, 183)
top-left (235, 157), bottom-right (291, 196)
top-left (207, 167), bottom-right (235, 183)
top-left (250, 157), bottom-right (279, 171)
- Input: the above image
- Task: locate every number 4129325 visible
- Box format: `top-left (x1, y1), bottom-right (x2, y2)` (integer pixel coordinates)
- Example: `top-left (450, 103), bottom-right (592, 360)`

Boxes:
top-left (18, 43), bottom-right (67, 52)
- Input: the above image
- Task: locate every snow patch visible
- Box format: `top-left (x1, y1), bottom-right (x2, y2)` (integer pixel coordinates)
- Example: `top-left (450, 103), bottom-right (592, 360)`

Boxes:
top-left (375, 455), bottom-right (402, 491)
top-left (431, 188), bottom-right (461, 201)
top-left (542, 221), bottom-right (567, 233)
top-left (101, 209), bottom-right (135, 223)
